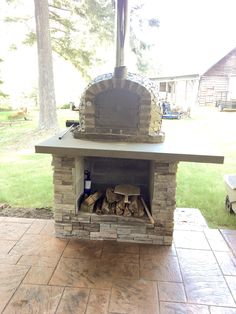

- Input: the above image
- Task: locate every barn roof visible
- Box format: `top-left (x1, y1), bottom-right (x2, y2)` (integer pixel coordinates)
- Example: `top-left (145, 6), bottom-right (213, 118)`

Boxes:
top-left (154, 45), bottom-right (236, 79)
top-left (203, 47), bottom-right (236, 76)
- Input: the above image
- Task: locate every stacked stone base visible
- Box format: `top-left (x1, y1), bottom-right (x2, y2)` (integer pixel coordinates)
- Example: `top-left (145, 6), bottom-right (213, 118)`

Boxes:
top-left (55, 214), bottom-right (173, 245)
top-left (52, 155), bottom-right (178, 246)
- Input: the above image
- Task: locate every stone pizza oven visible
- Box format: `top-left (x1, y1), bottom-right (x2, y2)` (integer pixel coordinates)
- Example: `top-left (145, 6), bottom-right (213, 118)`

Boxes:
top-left (74, 72), bottom-right (164, 143)
top-left (35, 0), bottom-right (224, 245)
top-left (73, 0), bottom-right (164, 144)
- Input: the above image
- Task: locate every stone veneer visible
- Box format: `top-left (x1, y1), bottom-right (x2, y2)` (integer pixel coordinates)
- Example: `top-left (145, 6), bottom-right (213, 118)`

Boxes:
top-left (73, 72), bottom-right (165, 143)
top-left (52, 155), bottom-right (178, 245)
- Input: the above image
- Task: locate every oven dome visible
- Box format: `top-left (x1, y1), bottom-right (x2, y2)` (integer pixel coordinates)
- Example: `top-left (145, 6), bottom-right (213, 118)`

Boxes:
top-left (73, 72), bottom-right (165, 143)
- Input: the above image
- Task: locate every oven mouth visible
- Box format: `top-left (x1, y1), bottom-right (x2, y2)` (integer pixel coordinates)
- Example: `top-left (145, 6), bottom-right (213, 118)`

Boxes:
top-left (95, 88), bottom-right (139, 129)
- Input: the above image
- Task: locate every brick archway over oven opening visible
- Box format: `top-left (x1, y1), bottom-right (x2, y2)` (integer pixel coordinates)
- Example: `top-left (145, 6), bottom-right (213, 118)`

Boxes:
top-left (73, 73), bottom-right (165, 143)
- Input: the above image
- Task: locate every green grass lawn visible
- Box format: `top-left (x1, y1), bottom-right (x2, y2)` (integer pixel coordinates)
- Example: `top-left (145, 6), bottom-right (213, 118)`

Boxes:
top-left (0, 111), bottom-right (12, 121)
top-left (0, 107), bottom-right (236, 229)
top-left (162, 107), bottom-right (236, 229)
top-left (0, 109), bottom-right (74, 208)
top-left (177, 162), bottom-right (236, 228)
top-left (0, 154), bottom-right (53, 208)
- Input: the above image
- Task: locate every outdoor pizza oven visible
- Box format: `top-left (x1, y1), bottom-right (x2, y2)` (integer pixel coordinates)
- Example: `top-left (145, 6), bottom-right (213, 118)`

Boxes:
top-left (73, 0), bottom-right (164, 143)
top-left (73, 72), bottom-right (164, 143)
top-left (54, 0), bottom-right (172, 244)
top-left (35, 0), bottom-right (224, 245)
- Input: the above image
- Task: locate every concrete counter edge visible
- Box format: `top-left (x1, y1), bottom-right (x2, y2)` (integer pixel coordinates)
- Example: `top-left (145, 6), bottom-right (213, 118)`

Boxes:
top-left (35, 134), bottom-right (224, 164)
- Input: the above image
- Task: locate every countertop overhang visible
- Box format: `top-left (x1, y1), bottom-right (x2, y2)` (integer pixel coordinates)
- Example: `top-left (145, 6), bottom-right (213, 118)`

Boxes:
top-left (35, 132), bottom-right (224, 164)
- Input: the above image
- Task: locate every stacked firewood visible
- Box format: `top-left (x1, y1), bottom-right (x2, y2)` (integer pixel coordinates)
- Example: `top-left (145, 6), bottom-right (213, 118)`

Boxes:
top-left (80, 187), bottom-right (145, 217)
top-left (98, 187), bottom-right (145, 217)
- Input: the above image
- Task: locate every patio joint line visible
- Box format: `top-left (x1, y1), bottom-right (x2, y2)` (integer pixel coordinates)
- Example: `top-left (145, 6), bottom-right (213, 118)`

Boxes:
top-left (47, 237), bottom-right (70, 286)
top-left (84, 288), bottom-right (92, 313)
top-left (211, 246), bottom-right (236, 304)
top-left (175, 245), bottom-right (188, 302)
top-left (1, 264), bottom-right (31, 313)
top-left (219, 230), bottom-right (236, 258)
top-left (54, 286), bottom-right (66, 314)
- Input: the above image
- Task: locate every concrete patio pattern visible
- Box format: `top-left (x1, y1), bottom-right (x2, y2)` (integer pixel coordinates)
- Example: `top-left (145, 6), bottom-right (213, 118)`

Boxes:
top-left (0, 208), bottom-right (236, 313)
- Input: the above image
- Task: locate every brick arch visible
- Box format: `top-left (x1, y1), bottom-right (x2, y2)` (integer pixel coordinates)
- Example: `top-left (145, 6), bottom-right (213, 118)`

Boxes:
top-left (75, 73), bottom-right (164, 143)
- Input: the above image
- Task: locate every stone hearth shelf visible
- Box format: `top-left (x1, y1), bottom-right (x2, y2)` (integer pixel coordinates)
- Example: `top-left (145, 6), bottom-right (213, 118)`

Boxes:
top-left (35, 132), bottom-right (224, 245)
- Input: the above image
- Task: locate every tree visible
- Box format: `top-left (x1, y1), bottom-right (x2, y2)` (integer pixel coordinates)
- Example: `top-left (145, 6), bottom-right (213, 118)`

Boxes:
top-left (129, 1), bottom-right (159, 74)
top-left (48, 0), bottom-right (114, 79)
top-left (4, 0), bottom-right (160, 130)
top-left (22, 0), bottom-right (114, 80)
top-left (5, 0), bottom-right (159, 77)
top-left (34, 0), bottom-right (58, 130)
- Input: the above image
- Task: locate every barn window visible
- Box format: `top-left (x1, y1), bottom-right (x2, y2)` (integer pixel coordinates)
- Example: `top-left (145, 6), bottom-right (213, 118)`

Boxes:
top-left (160, 82), bottom-right (167, 92)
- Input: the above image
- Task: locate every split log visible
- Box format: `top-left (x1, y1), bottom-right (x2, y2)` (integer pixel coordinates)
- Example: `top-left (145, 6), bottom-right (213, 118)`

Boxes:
top-left (109, 202), bottom-right (116, 215)
top-left (123, 205), bottom-right (132, 217)
top-left (116, 198), bottom-right (125, 216)
top-left (129, 196), bottom-right (145, 218)
top-left (101, 197), bottom-right (118, 215)
top-left (80, 202), bottom-right (94, 213)
top-left (106, 187), bottom-right (122, 203)
top-left (101, 198), bottom-right (110, 214)
top-left (80, 191), bottom-right (103, 213)
top-left (95, 197), bottom-right (104, 215)
top-left (133, 197), bottom-right (145, 218)
top-left (129, 195), bottom-right (139, 214)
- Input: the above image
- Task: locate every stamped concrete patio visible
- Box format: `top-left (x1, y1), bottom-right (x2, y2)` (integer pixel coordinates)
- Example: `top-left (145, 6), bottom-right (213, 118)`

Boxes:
top-left (0, 208), bottom-right (236, 314)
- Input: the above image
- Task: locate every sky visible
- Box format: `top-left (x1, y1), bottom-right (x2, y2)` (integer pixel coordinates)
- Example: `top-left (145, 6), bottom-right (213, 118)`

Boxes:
top-left (141, 0), bottom-right (236, 76)
top-left (0, 0), bottom-right (236, 105)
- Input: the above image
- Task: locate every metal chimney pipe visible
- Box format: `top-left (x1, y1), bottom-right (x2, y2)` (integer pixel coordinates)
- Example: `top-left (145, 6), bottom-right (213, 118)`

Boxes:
top-left (114, 0), bottom-right (128, 78)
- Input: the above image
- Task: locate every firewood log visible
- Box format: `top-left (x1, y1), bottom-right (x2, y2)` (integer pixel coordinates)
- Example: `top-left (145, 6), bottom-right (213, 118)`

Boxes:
top-left (96, 207), bottom-right (102, 215)
top-left (133, 197), bottom-right (145, 218)
top-left (116, 198), bottom-right (125, 216)
top-left (95, 197), bottom-right (103, 215)
top-left (106, 187), bottom-right (122, 203)
top-left (129, 195), bottom-right (139, 214)
top-left (83, 191), bottom-right (103, 207)
top-left (123, 205), bottom-right (132, 217)
top-left (109, 202), bottom-right (116, 215)
top-left (101, 198), bottom-right (110, 214)
top-left (80, 191), bottom-right (103, 213)
top-left (80, 202), bottom-right (94, 213)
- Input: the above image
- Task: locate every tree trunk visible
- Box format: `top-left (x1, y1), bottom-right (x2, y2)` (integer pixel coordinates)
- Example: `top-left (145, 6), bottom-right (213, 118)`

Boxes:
top-left (34, 0), bottom-right (58, 130)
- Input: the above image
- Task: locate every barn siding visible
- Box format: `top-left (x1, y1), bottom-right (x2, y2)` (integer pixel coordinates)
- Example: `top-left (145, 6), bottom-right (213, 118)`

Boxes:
top-left (198, 76), bottom-right (229, 106)
top-left (198, 48), bottom-right (236, 106)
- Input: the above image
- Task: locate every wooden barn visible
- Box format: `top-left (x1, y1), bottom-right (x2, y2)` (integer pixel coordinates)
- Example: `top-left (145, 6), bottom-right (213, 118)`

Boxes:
top-left (151, 47), bottom-right (236, 109)
top-left (198, 47), bottom-right (236, 106)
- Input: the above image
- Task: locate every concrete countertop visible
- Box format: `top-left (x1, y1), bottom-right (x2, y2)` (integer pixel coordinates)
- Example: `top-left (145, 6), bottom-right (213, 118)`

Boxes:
top-left (35, 131), bottom-right (224, 164)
